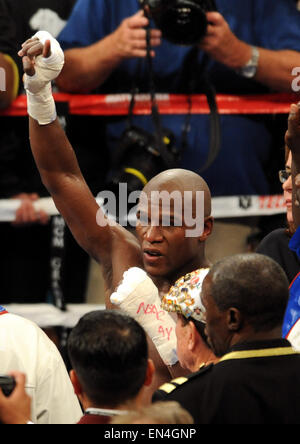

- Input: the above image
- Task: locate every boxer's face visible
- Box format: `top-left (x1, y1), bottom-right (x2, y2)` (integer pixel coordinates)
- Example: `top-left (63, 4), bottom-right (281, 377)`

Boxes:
top-left (135, 192), bottom-right (209, 280)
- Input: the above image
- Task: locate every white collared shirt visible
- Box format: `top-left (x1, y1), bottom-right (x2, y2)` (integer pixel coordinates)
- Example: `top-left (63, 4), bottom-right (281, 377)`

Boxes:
top-left (0, 312), bottom-right (82, 424)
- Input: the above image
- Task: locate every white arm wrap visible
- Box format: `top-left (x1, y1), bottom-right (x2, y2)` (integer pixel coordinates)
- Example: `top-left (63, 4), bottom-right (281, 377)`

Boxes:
top-left (24, 31), bottom-right (64, 125)
top-left (111, 268), bottom-right (178, 366)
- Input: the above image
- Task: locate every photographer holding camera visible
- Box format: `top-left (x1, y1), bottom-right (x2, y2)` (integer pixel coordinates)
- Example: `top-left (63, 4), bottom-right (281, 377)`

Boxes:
top-left (56, 0), bottom-right (300, 260)
top-left (57, 0), bottom-right (300, 93)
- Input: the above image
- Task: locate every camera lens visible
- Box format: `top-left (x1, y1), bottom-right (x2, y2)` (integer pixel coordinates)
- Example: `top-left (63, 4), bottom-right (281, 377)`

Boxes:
top-left (147, 0), bottom-right (210, 46)
top-left (106, 126), bottom-right (179, 222)
top-left (161, 4), bottom-right (208, 45)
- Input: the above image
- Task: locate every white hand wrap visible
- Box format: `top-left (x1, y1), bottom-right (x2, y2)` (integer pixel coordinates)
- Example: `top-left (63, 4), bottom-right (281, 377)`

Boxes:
top-left (24, 31), bottom-right (64, 125)
top-left (111, 268), bottom-right (178, 366)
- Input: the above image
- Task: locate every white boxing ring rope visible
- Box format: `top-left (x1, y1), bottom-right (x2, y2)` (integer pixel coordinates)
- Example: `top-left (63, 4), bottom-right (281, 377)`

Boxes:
top-left (0, 194), bottom-right (287, 223)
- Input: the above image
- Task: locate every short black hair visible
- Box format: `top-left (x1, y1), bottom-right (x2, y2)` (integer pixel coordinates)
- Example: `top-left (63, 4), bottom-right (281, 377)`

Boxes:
top-left (207, 253), bottom-right (290, 332)
top-left (67, 310), bottom-right (148, 408)
top-left (179, 315), bottom-right (210, 347)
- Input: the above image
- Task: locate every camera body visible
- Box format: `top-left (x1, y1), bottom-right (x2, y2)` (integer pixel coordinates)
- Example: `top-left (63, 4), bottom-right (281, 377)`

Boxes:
top-left (139, 0), bottom-right (217, 45)
top-left (108, 125), bottom-right (180, 196)
top-left (0, 376), bottom-right (16, 397)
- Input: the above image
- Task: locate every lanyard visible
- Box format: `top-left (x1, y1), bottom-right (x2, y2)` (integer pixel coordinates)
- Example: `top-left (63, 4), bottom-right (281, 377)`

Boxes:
top-left (219, 346), bottom-right (298, 362)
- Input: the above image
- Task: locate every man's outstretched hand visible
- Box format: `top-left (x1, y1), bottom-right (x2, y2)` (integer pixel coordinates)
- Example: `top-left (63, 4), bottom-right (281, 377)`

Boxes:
top-left (12, 193), bottom-right (49, 226)
top-left (18, 38), bottom-right (51, 77)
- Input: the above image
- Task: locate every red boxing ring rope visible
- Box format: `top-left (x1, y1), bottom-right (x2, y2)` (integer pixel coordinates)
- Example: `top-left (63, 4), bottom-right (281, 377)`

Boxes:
top-left (0, 92), bottom-right (299, 117)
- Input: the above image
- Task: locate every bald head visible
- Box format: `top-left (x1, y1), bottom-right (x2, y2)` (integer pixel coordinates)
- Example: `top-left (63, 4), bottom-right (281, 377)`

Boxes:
top-left (206, 253), bottom-right (289, 332)
top-left (135, 169), bottom-right (212, 277)
top-left (143, 169), bottom-right (211, 217)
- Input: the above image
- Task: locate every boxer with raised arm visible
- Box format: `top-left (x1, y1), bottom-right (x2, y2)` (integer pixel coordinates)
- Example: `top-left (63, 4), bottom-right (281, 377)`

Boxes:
top-left (18, 33), bottom-right (214, 391)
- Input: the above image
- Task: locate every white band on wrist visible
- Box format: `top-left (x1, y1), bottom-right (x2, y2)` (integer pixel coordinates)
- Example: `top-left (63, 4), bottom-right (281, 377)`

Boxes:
top-left (26, 87), bottom-right (57, 126)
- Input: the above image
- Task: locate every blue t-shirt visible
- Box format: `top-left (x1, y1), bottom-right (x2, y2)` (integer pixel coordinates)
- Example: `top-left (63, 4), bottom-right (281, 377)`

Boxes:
top-left (58, 0), bottom-right (300, 196)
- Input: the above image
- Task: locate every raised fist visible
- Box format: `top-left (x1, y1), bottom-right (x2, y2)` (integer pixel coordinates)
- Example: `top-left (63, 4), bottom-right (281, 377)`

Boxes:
top-left (18, 31), bottom-right (64, 125)
top-left (18, 31), bottom-right (64, 94)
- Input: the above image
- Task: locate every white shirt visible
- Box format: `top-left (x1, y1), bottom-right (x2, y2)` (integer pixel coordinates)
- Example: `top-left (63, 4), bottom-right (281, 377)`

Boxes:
top-left (0, 312), bottom-right (82, 424)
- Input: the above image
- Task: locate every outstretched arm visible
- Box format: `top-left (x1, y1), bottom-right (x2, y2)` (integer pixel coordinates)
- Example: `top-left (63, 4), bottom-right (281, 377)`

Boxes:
top-left (29, 117), bottom-right (108, 259)
top-left (19, 33), bottom-right (142, 290)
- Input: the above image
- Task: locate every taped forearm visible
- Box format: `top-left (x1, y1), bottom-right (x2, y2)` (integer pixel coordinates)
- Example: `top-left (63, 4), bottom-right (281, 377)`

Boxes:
top-left (111, 268), bottom-right (178, 366)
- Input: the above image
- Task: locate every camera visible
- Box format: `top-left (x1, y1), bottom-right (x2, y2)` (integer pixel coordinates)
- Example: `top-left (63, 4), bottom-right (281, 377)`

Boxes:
top-left (107, 125), bottom-right (180, 195)
top-left (106, 0), bottom-right (219, 213)
top-left (0, 375), bottom-right (16, 397)
top-left (139, 0), bottom-right (217, 45)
